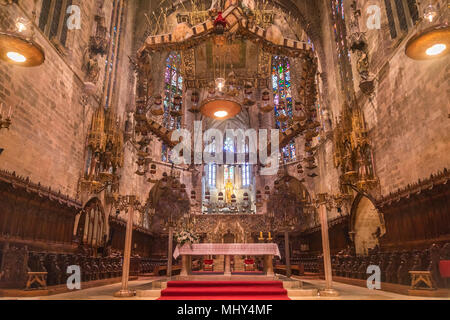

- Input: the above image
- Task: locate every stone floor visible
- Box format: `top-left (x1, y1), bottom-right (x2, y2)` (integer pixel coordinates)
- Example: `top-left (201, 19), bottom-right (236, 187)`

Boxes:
top-left (0, 276), bottom-right (448, 300)
top-left (291, 278), bottom-right (449, 300)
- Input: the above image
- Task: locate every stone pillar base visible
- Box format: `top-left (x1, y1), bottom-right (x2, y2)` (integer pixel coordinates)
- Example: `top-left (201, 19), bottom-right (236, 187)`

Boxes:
top-left (319, 289), bottom-right (339, 297)
top-left (265, 255), bottom-right (274, 277)
top-left (180, 255), bottom-right (189, 276)
top-left (114, 290), bottom-right (135, 298)
top-left (224, 255), bottom-right (232, 276)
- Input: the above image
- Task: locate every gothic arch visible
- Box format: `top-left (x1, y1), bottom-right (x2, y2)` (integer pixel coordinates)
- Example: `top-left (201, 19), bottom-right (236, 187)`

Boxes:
top-left (75, 198), bottom-right (107, 250)
top-left (349, 193), bottom-right (386, 255)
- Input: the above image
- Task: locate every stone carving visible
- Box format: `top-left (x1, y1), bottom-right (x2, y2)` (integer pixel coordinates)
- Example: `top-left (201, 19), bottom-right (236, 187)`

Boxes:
top-left (348, 1), bottom-right (375, 95)
top-left (83, 50), bottom-right (101, 84)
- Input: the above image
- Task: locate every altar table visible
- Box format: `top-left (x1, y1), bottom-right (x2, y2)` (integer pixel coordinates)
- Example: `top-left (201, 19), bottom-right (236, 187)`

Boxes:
top-left (173, 244), bottom-right (281, 276)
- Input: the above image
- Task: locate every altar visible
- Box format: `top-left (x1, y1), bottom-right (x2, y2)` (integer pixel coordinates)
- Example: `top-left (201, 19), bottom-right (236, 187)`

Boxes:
top-left (173, 243), bottom-right (281, 277)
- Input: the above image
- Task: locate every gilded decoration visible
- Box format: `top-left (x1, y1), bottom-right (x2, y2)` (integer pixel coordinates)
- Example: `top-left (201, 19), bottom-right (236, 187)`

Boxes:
top-left (333, 103), bottom-right (378, 194)
top-left (192, 214), bottom-right (267, 238)
top-left (81, 107), bottom-right (124, 196)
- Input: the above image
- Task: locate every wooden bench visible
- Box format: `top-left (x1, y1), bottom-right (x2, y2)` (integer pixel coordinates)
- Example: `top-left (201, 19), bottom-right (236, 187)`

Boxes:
top-left (152, 265), bottom-right (182, 276)
top-left (275, 264), bottom-right (305, 275)
top-left (409, 271), bottom-right (436, 290)
top-left (25, 272), bottom-right (48, 290)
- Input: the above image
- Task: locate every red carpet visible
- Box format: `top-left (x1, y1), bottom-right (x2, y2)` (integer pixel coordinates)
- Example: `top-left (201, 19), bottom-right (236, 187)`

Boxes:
top-left (158, 281), bottom-right (290, 300)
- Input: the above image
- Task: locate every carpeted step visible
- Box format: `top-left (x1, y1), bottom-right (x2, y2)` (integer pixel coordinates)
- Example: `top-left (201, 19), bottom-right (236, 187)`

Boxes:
top-left (158, 281), bottom-right (290, 300)
top-left (159, 295), bottom-right (291, 300)
top-left (167, 281), bottom-right (284, 287)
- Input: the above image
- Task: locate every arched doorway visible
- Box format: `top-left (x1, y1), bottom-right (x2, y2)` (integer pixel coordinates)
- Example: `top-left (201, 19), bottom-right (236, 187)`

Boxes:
top-left (223, 230), bottom-right (236, 244)
top-left (76, 198), bottom-right (107, 254)
top-left (351, 195), bottom-right (385, 255)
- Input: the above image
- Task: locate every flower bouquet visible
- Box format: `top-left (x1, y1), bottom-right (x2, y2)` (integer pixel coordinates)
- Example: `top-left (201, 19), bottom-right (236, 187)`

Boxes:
top-left (175, 229), bottom-right (199, 248)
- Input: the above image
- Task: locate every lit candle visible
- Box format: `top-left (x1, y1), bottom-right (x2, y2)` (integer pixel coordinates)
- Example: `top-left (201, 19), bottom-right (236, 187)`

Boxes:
top-left (8, 105), bottom-right (12, 118)
top-left (0, 103), bottom-right (3, 117)
top-left (269, 232), bottom-right (272, 239)
top-left (260, 232), bottom-right (263, 238)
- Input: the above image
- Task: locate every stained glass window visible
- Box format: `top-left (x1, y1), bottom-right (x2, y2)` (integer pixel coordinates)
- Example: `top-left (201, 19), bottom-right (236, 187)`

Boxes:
top-left (242, 144), bottom-right (251, 187)
top-left (330, 0), bottom-right (353, 100)
top-left (406, 0), bottom-right (419, 24)
top-left (224, 166), bottom-right (234, 181)
top-left (384, 0), bottom-right (419, 39)
top-left (162, 52), bottom-right (183, 162)
top-left (272, 55), bottom-right (296, 163)
top-left (224, 137), bottom-right (235, 152)
top-left (208, 163), bottom-right (217, 187)
top-left (394, 0), bottom-right (408, 32)
top-left (38, 0), bottom-right (72, 47)
top-left (104, 0), bottom-right (124, 110)
top-left (384, 0), bottom-right (398, 39)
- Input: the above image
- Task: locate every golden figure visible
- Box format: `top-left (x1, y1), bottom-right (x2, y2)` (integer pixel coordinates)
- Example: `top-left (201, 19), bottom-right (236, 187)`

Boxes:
top-left (225, 179), bottom-right (234, 204)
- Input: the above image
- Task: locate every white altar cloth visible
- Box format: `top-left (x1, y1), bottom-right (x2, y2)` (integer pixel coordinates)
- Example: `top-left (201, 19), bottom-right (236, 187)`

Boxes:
top-left (173, 243), bottom-right (281, 259)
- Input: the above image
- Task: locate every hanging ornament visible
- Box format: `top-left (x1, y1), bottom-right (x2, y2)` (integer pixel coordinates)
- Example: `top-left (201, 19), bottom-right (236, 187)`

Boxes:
top-left (214, 12), bottom-right (228, 35)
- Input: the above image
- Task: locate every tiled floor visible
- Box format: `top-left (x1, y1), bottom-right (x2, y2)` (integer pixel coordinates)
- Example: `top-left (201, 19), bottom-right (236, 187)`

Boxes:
top-left (1, 277), bottom-right (448, 300)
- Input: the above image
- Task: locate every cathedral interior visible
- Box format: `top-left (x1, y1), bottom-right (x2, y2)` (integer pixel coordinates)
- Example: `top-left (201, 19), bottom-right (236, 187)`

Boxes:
top-left (0, 0), bottom-right (449, 301)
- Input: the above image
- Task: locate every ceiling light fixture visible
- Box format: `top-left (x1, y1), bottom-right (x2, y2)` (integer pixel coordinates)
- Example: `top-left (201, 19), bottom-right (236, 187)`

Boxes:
top-left (7, 51), bottom-right (26, 63)
top-left (214, 111), bottom-right (228, 118)
top-left (0, 1), bottom-right (45, 67)
top-left (200, 99), bottom-right (242, 120)
top-left (405, 1), bottom-right (450, 60)
top-left (426, 43), bottom-right (446, 55)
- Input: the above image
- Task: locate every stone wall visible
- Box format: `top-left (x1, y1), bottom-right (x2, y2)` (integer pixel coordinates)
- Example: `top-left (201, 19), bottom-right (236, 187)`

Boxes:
top-left (0, 1), bottom-right (99, 198)
top-left (358, 0), bottom-right (450, 196)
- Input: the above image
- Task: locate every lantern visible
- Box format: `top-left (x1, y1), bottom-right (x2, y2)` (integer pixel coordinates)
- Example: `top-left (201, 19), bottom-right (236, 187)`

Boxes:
top-left (218, 192), bottom-right (224, 201)
top-left (174, 94), bottom-right (182, 106)
top-left (243, 192), bottom-right (249, 202)
top-left (150, 164), bottom-right (157, 175)
top-left (214, 12), bottom-right (227, 35)
top-left (191, 190), bottom-right (196, 200)
top-left (231, 194), bottom-right (237, 203)
top-left (264, 186), bottom-right (271, 195)
top-left (191, 91), bottom-right (199, 104)
top-left (205, 191), bottom-right (210, 200)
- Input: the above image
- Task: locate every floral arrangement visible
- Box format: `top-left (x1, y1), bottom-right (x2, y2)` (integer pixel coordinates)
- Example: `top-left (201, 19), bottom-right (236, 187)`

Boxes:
top-left (175, 229), bottom-right (199, 247)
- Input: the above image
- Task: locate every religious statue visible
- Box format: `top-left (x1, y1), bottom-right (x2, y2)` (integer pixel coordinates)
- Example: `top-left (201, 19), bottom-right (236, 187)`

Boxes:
top-left (357, 51), bottom-right (370, 80)
top-left (83, 50), bottom-right (100, 84)
top-left (225, 179), bottom-right (234, 204)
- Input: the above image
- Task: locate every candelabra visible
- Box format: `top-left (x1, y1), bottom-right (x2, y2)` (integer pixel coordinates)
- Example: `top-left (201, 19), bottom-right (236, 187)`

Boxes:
top-left (312, 192), bottom-right (340, 296)
top-left (257, 232), bottom-right (273, 243)
top-left (113, 194), bottom-right (143, 298)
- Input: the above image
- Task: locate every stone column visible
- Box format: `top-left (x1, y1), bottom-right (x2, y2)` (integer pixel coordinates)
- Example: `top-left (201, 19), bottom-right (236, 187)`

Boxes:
top-left (114, 203), bottom-right (135, 298)
top-left (265, 255), bottom-right (274, 277)
top-left (180, 255), bottom-right (189, 276)
top-left (284, 230), bottom-right (291, 278)
top-left (167, 227), bottom-right (173, 277)
top-left (318, 195), bottom-right (339, 296)
top-left (224, 255), bottom-right (232, 276)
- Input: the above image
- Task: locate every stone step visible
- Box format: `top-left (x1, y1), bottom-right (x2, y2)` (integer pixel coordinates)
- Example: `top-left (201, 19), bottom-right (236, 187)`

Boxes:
top-left (288, 289), bottom-right (319, 297)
